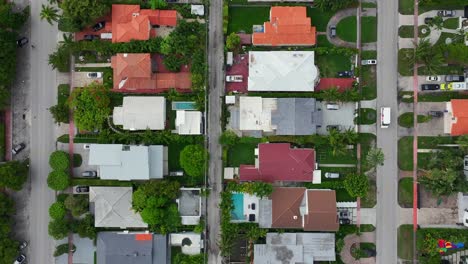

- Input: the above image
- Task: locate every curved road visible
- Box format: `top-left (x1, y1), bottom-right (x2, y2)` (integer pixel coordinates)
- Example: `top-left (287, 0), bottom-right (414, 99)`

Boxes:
top-left (375, 0), bottom-right (399, 263)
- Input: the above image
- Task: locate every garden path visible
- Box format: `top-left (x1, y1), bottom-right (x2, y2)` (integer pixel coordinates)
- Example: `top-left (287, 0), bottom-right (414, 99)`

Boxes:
top-left (341, 232), bottom-right (376, 264)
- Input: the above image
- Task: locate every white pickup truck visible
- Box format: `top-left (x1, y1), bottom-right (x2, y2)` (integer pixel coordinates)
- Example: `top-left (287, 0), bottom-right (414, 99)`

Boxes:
top-left (226, 75), bottom-right (243, 82)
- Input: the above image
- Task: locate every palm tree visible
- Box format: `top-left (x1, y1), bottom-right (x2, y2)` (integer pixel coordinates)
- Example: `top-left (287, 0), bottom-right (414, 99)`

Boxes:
top-left (40, 4), bottom-right (60, 25)
top-left (328, 129), bottom-right (347, 156)
top-left (366, 148), bottom-right (385, 171)
top-left (321, 87), bottom-right (341, 102)
top-left (342, 128), bottom-right (358, 144)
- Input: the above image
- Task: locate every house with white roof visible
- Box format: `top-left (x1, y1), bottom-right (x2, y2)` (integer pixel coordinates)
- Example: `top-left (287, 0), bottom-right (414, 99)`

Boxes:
top-left (113, 96), bottom-right (166, 131)
top-left (175, 110), bottom-right (203, 135)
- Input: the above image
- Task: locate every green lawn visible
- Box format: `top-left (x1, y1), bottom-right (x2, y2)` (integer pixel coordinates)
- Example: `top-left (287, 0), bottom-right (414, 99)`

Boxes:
top-left (418, 64), bottom-right (464, 76)
top-left (317, 35), bottom-right (333, 47)
top-left (398, 178), bottom-right (413, 208)
top-left (399, 0), bottom-right (414, 14)
top-left (337, 16), bottom-right (357, 42)
top-left (316, 147), bottom-right (357, 164)
top-left (398, 225), bottom-right (414, 260)
top-left (361, 16), bottom-right (377, 43)
top-left (227, 6), bottom-right (270, 34)
top-left (307, 8), bottom-right (335, 32)
top-left (360, 224), bottom-right (376, 232)
top-left (71, 178), bottom-right (134, 187)
top-left (316, 53), bottom-right (351, 77)
top-left (227, 142), bottom-right (258, 167)
top-left (435, 32), bottom-right (459, 46)
top-left (0, 123), bottom-right (4, 161)
top-left (360, 50), bottom-right (377, 100)
top-left (356, 108), bottom-right (376, 125)
top-left (359, 133), bottom-right (376, 173)
top-left (398, 112), bottom-right (432, 128)
top-left (398, 25), bottom-right (414, 38)
top-left (398, 49), bottom-right (414, 76)
top-left (168, 142), bottom-right (192, 171)
top-left (361, 2), bottom-right (377, 8)
top-left (58, 84), bottom-right (70, 105)
top-left (444, 17), bottom-right (461, 29)
top-left (361, 178), bottom-right (376, 208)
top-left (398, 137), bottom-right (413, 171)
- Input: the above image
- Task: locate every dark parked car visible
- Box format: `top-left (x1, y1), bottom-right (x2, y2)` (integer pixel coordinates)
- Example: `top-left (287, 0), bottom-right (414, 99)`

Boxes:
top-left (17, 37), bottom-right (28, 47)
top-left (329, 26), bottom-right (336, 38)
top-left (326, 125), bottom-right (342, 131)
top-left (339, 219), bottom-right (351, 225)
top-left (421, 84), bottom-right (440, 90)
top-left (424, 17), bottom-right (433, 24)
top-left (83, 35), bottom-right (99, 41)
top-left (428, 111), bottom-right (443, 117)
top-left (92, 21), bottom-right (105, 31)
top-left (12, 143), bottom-right (26, 155)
top-left (445, 75), bottom-right (465, 82)
top-left (75, 186), bottom-right (89, 193)
top-left (19, 241), bottom-right (28, 250)
top-left (337, 71), bottom-right (353, 77)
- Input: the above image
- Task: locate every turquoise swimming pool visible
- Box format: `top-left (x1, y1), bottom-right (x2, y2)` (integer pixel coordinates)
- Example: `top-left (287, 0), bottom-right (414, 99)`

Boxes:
top-left (231, 193), bottom-right (244, 220)
top-left (172, 101), bottom-right (196, 110)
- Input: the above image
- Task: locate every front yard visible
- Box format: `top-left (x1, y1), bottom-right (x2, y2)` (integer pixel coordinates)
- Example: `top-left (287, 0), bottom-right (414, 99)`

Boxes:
top-left (336, 16), bottom-right (377, 43)
top-left (227, 6), bottom-right (270, 34)
top-left (398, 177), bottom-right (413, 208)
top-left (356, 108), bottom-right (376, 125)
top-left (360, 51), bottom-right (377, 100)
top-left (398, 225), bottom-right (414, 260)
top-left (316, 53), bottom-right (352, 77)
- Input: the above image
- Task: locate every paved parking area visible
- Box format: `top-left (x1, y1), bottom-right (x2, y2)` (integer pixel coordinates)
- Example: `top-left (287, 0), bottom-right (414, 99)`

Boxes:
top-left (55, 235), bottom-right (95, 264)
top-left (58, 143), bottom-right (98, 178)
top-left (72, 72), bottom-right (103, 88)
top-left (317, 101), bottom-right (356, 135)
top-left (416, 102), bottom-right (446, 136)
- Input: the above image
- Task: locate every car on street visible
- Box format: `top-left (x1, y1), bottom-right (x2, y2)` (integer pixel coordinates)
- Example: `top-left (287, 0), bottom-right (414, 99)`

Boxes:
top-left (19, 241), bottom-right (28, 251)
top-left (326, 125), bottom-right (342, 131)
top-left (437, 10), bottom-right (455, 17)
top-left (12, 143), bottom-right (26, 155)
top-left (81, 171), bottom-right (97, 178)
top-left (428, 111), bottom-right (443, 117)
top-left (337, 71), bottom-right (353, 77)
top-left (445, 75), bottom-right (465, 82)
top-left (421, 84), bottom-right (440, 90)
top-left (92, 21), bottom-right (106, 31)
top-left (361, 59), bottom-right (377, 65)
top-left (75, 186), bottom-right (90, 193)
top-left (381, 107), bottom-right (391, 128)
top-left (16, 37), bottom-right (28, 48)
top-left (325, 172), bottom-right (340, 179)
top-left (83, 35), bottom-right (99, 41)
top-left (13, 254), bottom-right (26, 264)
top-left (425, 76), bottom-right (441, 82)
top-left (424, 17), bottom-right (433, 24)
top-left (87, 72), bottom-right (103, 78)
top-left (329, 26), bottom-right (336, 38)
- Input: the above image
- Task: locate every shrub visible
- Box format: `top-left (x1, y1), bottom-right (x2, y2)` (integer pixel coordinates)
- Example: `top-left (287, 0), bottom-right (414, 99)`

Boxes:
top-left (64, 195), bottom-right (89, 217)
top-left (47, 170), bottom-right (70, 191)
top-left (48, 218), bottom-right (70, 240)
top-left (49, 202), bottom-right (66, 220)
top-left (49, 150), bottom-right (70, 170)
top-left (344, 174), bottom-right (369, 198)
top-left (180, 145), bottom-right (208, 178)
top-left (53, 243), bottom-right (76, 257)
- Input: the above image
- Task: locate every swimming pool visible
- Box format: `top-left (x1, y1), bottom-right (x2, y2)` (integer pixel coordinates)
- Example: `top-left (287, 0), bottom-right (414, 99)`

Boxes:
top-left (172, 101), bottom-right (197, 110)
top-left (231, 193), bottom-right (244, 220)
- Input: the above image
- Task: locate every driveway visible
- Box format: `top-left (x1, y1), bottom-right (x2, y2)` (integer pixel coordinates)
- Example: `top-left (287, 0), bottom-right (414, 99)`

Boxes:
top-left (58, 142), bottom-right (98, 177)
top-left (72, 72), bottom-right (103, 88)
top-left (55, 235), bottom-right (95, 264)
top-left (317, 101), bottom-right (356, 135)
top-left (416, 102), bottom-right (446, 136)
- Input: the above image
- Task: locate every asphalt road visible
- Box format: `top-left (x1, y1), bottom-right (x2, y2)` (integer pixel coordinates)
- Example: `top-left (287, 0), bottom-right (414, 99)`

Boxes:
top-left (206, 0), bottom-right (224, 262)
top-left (27, 0), bottom-right (59, 263)
top-left (375, 0), bottom-right (399, 263)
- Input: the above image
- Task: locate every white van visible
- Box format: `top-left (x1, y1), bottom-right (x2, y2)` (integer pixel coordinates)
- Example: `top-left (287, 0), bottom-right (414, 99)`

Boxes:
top-left (381, 107), bottom-right (391, 128)
top-left (326, 103), bottom-right (340, 110)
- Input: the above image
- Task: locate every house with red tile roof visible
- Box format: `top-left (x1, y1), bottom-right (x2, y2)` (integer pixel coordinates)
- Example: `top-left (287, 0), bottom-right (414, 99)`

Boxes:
top-left (258, 187), bottom-right (339, 231)
top-left (445, 99), bottom-right (468, 135)
top-left (110, 53), bottom-right (191, 92)
top-left (239, 143), bottom-right (315, 182)
top-left (111, 4), bottom-right (177, 43)
top-left (252, 6), bottom-right (316, 46)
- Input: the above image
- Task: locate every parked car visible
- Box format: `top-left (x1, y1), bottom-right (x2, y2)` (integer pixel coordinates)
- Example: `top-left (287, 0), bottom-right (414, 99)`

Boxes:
top-left (437, 10), bottom-right (455, 17)
top-left (424, 17), bottom-right (433, 24)
top-left (421, 84), bottom-right (440, 90)
top-left (326, 103), bottom-right (340, 110)
top-left (169, 171), bottom-right (184, 176)
top-left (92, 21), bottom-right (106, 31)
top-left (338, 211), bottom-right (349, 219)
top-left (83, 34), bottom-right (99, 41)
top-left (361, 59), bottom-right (377, 65)
top-left (337, 71), bottom-right (353, 77)
top-left (13, 254), bottom-right (26, 264)
top-left (445, 75), bottom-right (465, 82)
top-left (12, 143), bottom-right (26, 155)
top-left (339, 219), bottom-right (351, 225)
top-left (329, 26), bottom-right (336, 38)
top-left (83, 144), bottom-right (90, 150)
top-left (325, 172), bottom-right (340, 179)
top-left (75, 186), bottom-right (90, 193)
top-left (464, 155), bottom-right (468, 173)
top-left (16, 37), bottom-right (28, 47)
top-left (326, 125), bottom-right (342, 131)
top-left (81, 171), bottom-right (97, 178)
top-left (428, 111), bottom-right (443, 117)
top-left (425, 76), bottom-right (441, 82)
top-left (225, 75), bottom-right (243, 82)
top-left (464, 209), bottom-right (468, 227)
top-left (87, 72), bottom-right (103, 78)
top-left (19, 241), bottom-right (28, 251)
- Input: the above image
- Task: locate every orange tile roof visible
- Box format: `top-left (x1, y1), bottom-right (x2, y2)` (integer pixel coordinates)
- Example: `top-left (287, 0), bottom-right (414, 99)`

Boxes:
top-left (252, 6), bottom-right (316, 46)
top-left (112, 4), bottom-right (177, 43)
top-left (111, 53), bottom-right (192, 92)
top-left (450, 99), bottom-right (468, 135)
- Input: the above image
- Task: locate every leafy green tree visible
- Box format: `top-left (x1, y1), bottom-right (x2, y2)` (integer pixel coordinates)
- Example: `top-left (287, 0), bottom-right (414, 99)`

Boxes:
top-left (60, 0), bottom-right (110, 29)
top-left (172, 253), bottom-right (205, 264)
top-left (246, 224), bottom-right (267, 241)
top-left (69, 82), bottom-right (111, 131)
top-left (344, 174), bottom-right (369, 198)
top-left (180, 145), bottom-right (208, 178)
top-left (0, 29), bottom-right (19, 87)
top-left (457, 135), bottom-right (468, 153)
top-left (0, 86), bottom-right (11, 110)
top-left (427, 15), bottom-right (443, 30)
top-left (48, 218), bottom-right (70, 240)
top-left (0, 161), bottom-right (29, 190)
top-left (366, 148), bottom-right (385, 170)
top-left (0, 238), bottom-right (19, 262)
top-left (40, 4), bottom-right (60, 25)
top-left (219, 130), bottom-right (239, 146)
top-left (426, 148), bottom-right (463, 171)
top-left (49, 150), bottom-right (70, 170)
top-left (0, 193), bottom-right (14, 216)
top-left (64, 195), bottom-right (89, 217)
top-left (53, 243), bottom-right (76, 257)
top-left (419, 168), bottom-right (458, 196)
top-left (226, 32), bottom-right (241, 52)
top-left (314, 0), bottom-right (357, 11)
top-left (73, 214), bottom-right (96, 239)
top-left (193, 218), bottom-right (204, 233)
top-left (412, 38), bottom-right (443, 75)
top-left (48, 44), bottom-right (71, 72)
top-left (150, 0), bottom-right (167, 9)
top-left (321, 87), bottom-right (342, 102)
top-left (0, 3), bottom-right (29, 30)
top-left (47, 170), bottom-right (70, 191)
top-left (50, 104), bottom-right (70, 124)
top-left (49, 202), bottom-right (67, 220)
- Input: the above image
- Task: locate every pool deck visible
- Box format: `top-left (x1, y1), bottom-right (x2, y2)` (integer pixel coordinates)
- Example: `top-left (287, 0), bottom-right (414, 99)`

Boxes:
top-left (231, 193), bottom-right (260, 223)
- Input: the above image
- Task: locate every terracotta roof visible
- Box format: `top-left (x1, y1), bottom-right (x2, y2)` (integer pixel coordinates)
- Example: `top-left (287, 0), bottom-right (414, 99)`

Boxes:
top-left (450, 99), bottom-right (468, 135)
top-left (252, 6), bottom-right (316, 46)
top-left (112, 4), bottom-right (177, 43)
top-left (239, 143), bottom-right (315, 182)
top-left (270, 187), bottom-right (305, 229)
top-left (111, 53), bottom-right (192, 92)
top-left (304, 190), bottom-right (339, 231)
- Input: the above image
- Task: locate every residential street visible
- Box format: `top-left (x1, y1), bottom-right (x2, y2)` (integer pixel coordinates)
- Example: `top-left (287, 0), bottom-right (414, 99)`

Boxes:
top-left (206, 0), bottom-right (224, 262)
top-left (27, 0), bottom-right (59, 263)
top-left (375, 0), bottom-right (399, 263)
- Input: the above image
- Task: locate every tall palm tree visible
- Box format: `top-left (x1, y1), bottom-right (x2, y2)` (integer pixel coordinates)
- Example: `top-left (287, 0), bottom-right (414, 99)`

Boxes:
top-left (40, 4), bottom-right (60, 25)
top-left (366, 147), bottom-right (385, 171)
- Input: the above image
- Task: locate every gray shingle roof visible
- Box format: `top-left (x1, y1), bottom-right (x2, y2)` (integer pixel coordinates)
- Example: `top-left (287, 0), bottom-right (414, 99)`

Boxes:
top-left (271, 98), bottom-right (322, 135)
